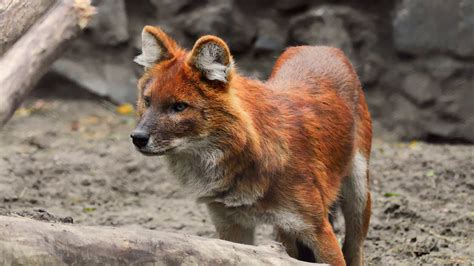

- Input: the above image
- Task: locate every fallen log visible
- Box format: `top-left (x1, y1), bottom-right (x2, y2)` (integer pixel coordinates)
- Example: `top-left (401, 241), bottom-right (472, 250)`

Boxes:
top-left (0, 0), bottom-right (56, 56)
top-left (0, 215), bottom-right (316, 265)
top-left (0, 0), bottom-right (95, 128)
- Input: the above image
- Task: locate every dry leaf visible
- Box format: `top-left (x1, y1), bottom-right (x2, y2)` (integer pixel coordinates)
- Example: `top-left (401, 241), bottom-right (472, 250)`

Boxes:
top-left (409, 140), bottom-right (418, 149)
top-left (14, 108), bottom-right (32, 117)
top-left (116, 103), bottom-right (134, 115)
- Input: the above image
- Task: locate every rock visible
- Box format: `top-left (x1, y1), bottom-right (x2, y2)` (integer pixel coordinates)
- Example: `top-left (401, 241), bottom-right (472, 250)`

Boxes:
top-left (415, 56), bottom-right (464, 80)
top-left (254, 37), bottom-right (282, 54)
top-left (290, 5), bottom-right (384, 85)
top-left (87, 0), bottom-right (129, 46)
top-left (379, 62), bottom-right (473, 142)
top-left (254, 19), bottom-right (286, 53)
top-left (401, 73), bottom-right (440, 105)
top-left (393, 0), bottom-right (474, 57)
top-left (289, 5), bottom-right (380, 83)
top-left (421, 118), bottom-right (460, 141)
top-left (387, 93), bottom-right (426, 139)
top-left (125, 0), bottom-right (160, 46)
top-left (150, 0), bottom-right (196, 20)
top-left (103, 63), bottom-right (138, 102)
top-left (460, 118), bottom-right (474, 142)
top-left (274, 0), bottom-right (312, 11)
top-left (52, 54), bottom-right (137, 103)
top-left (361, 54), bottom-right (384, 85)
top-left (401, 73), bottom-right (472, 141)
top-left (42, 0), bottom-right (138, 103)
top-left (234, 0), bottom-right (274, 14)
top-left (335, 8), bottom-right (380, 85)
top-left (290, 7), bottom-right (355, 60)
top-left (184, 3), bottom-right (256, 53)
top-left (436, 76), bottom-right (474, 121)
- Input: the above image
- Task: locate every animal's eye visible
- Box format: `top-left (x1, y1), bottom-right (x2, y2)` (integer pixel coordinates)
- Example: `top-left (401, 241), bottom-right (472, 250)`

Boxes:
top-left (172, 102), bottom-right (188, 112)
top-left (144, 96), bottom-right (151, 107)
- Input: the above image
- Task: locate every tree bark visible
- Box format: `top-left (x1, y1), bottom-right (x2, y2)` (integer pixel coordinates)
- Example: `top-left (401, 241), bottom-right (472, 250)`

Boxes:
top-left (0, 0), bottom-right (95, 128)
top-left (0, 216), bottom-right (317, 265)
top-left (0, 0), bottom-right (57, 56)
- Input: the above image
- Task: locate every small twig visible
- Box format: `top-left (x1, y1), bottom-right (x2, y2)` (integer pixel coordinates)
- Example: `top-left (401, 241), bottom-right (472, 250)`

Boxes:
top-left (18, 187), bottom-right (28, 199)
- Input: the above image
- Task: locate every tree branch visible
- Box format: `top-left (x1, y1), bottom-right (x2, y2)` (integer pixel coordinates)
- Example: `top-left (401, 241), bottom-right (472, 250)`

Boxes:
top-left (0, 0), bottom-right (56, 56)
top-left (0, 0), bottom-right (95, 128)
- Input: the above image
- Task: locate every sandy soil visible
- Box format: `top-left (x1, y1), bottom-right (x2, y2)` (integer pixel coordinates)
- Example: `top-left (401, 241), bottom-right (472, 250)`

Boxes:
top-left (0, 94), bottom-right (472, 264)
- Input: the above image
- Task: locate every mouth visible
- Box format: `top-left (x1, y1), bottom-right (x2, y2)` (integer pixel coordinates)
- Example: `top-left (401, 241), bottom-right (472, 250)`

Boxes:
top-left (136, 146), bottom-right (176, 156)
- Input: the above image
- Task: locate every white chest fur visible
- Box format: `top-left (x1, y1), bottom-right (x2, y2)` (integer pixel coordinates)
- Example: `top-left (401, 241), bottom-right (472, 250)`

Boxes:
top-left (164, 146), bottom-right (225, 198)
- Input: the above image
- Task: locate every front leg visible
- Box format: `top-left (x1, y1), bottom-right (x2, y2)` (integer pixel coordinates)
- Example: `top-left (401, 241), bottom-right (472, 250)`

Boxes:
top-left (207, 202), bottom-right (255, 245)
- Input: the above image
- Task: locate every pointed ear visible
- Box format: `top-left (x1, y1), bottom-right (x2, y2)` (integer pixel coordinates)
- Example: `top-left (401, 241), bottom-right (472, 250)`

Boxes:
top-left (134, 26), bottom-right (177, 68)
top-left (188, 36), bottom-right (233, 83)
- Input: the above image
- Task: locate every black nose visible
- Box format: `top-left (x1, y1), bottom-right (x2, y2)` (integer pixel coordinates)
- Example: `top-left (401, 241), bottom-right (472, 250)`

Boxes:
top-left (131, 130), bottom-right (150, 148)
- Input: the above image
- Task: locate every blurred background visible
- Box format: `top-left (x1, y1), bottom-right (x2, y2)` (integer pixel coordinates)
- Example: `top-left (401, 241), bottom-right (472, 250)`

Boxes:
top-left (39, 0), bottom-right (473, 143)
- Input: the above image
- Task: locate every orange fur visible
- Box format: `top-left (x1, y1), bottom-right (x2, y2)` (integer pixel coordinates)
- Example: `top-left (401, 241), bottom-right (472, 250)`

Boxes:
top-left (133, 26), bottom-right (372, 266)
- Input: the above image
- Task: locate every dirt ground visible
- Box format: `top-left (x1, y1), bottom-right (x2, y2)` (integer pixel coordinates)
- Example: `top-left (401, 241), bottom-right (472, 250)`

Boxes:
top-left (0, 90), bottom-right (472, 264)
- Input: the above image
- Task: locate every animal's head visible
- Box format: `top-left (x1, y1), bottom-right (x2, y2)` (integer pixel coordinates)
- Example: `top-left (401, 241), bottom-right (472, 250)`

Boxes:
top-left (131, 26), bottom-right (239, 156)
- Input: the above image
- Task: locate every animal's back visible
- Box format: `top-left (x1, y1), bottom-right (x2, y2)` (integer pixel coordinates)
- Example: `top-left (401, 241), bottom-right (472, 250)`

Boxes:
top-left (266, 45), bottom-right (372, 156)
top-left (266, 46), bottom-right (361, 111)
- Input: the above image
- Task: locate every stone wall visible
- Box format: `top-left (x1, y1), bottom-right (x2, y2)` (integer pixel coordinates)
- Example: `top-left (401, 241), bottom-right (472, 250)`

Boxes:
top-left (47, 0), bottom-right (474, 142)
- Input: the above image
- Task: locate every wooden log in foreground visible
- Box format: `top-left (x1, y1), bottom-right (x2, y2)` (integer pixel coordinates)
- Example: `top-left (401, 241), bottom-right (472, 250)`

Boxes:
top-left (0, 216), bottom-right (317, 265)
top-left (0, 0), bottom-right (95, 128)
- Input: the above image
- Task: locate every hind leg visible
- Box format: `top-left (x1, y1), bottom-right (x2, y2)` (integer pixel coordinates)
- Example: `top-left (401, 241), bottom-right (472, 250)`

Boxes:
top-left (302, 218), bottom-right (346, 265)
top-left (276, 201), bottom-right (344, 264)
top-left (277, 227), bottom-right (323, 262)
top-left (341, 151), bottom-right (371, 266)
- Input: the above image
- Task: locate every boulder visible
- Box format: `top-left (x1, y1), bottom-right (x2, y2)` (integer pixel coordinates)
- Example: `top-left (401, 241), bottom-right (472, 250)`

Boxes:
top-left (361, 54), bottom-right (384, 86)
top-left (87, 0), bottom-right (129, 46)
top-left (183, 3), bottom-right (256, 53)
top-left (290, 7), bottom-right (354, 60)
top-left (415, 56), bottom-right (465, 80)
top-left (393, 0), bottom-right (474, 57)
top-left (289, 6), bottom-right (381, 84)
top-left (51, 41), bottom-right (137, 103)
top-left (436, 76), bottom-right (474, 122)
top-left (254, 18), bottom-right (286, 54)
top-left (420, 118), bottom-right (460, 141)
top-left (274, 0), bottom-right (313, 11)
top-left (460, 118), bottom-right (474, 142)
top-left (387, 93), bottom-right (426, 140)
top-left (47, 0), bottom-right (135, 103)
top-left (401, 73), bottom-right (440, 106)
top-left (150, 0), bottom-right (196, 20)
